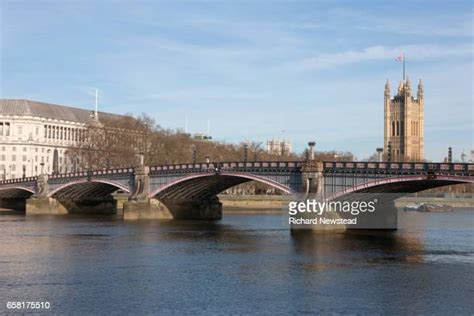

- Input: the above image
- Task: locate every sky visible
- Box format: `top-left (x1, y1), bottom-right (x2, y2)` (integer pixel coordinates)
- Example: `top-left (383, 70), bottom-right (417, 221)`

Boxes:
top-left (1, 0), bottom-right (472, 161)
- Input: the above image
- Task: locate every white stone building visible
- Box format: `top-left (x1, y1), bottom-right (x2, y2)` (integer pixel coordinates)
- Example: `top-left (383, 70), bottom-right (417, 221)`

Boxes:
top-left (0, 99), bottom-right (122, 179)
top-left (266, 138), bottom-right (292, 155)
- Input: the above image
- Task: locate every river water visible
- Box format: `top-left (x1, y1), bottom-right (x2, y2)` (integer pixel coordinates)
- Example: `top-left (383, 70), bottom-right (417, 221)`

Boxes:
top-left (0, 209), bottom-right (473, 314)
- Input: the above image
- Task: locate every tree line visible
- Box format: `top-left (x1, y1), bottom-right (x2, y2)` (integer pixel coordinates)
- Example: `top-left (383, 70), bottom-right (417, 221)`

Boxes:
top-left (67, 114), bottom-right (354, 171)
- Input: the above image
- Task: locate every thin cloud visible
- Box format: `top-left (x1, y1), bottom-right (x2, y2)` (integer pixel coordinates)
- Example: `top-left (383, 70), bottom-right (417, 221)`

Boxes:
top-left (284, 44), bottom-right (472, 71)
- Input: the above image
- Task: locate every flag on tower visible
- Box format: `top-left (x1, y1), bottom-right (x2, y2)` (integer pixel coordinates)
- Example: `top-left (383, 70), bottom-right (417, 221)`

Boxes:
top-left (395, 53), bottom-right (406, 80)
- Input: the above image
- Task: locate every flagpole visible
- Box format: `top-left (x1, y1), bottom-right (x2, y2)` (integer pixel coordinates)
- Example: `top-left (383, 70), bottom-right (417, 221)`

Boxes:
top-left (403, 53), bottom-right (405, 81)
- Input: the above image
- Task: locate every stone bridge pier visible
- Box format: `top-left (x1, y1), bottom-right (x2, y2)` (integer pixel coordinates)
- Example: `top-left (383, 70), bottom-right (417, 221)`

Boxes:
top-left (123, 165), bottom-right (223, 220)
top-left (25, 173), bottom-right (63, 215)
top-left (123, 165), bottom-right (172, 220)
top-left (25, 172), bottom-right (118, 216)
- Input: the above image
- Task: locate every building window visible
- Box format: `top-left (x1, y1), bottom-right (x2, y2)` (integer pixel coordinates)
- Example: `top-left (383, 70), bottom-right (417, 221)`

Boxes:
top-left (23, 147), bottom-right (27, 152)
top-left (12, 147), bottom-right (16, 152)
top-left (23, 155), bottom-right (27, 162)
top-left (18, 126), bottom-right (23, 135)
top-left (12, 155), bottom-right (16, 161)
top-left (392, 121), bottom-right (395, 136)
top-left (1, 155), bottom-right (5, 161)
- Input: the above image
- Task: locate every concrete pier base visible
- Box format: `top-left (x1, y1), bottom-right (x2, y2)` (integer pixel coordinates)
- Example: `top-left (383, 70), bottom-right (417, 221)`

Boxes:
top-left (289, 196), bottom-right (398, 232)
top-left (26, 197), bottom-right (68, 215)
top-left (26, 197), bottom-right (117, 215)
top-left (123, 199), bottom-right (173, 220)
top-left (350, 200), bottom-right (398, 230)
top-left (123, 197), bottom-right (222, 220)
top-left (61, 199), bottom-right (117, 215)
top-left (165, 197), bottom-right (222, 220)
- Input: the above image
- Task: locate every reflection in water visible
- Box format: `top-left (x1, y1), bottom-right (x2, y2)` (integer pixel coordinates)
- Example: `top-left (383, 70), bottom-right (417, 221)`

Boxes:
top-left (0, 209), bottom-right (473, 314)
top-left (291, 230), bottom-right (425, 264)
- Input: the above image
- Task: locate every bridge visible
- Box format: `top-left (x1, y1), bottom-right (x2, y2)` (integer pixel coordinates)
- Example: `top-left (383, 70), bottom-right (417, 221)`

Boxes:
top-left (0, 157), bottom-right (472, 225)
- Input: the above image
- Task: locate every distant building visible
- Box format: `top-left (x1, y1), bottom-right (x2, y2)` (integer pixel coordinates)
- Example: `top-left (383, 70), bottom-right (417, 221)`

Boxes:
top-left (0, 99), bottom-right (124, 179)
top-left (193, 133), bottom-right (212, 141)
top-left (266, 138), bottom-right (292, 155)
top-left (384, 78), bottom-right (424, 161)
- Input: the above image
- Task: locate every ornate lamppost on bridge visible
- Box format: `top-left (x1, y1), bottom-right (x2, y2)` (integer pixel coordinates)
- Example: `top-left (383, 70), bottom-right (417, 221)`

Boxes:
top-left (308, 141), bottom-right (316, 161)
top-left (191, 145), bottom-right (197, 164)
top-left (139, 152), bottom-right (145, 167)
top-left (243, 143), bottom-right (248, 163)
top-left (301, 141), bottom-right (324, 196)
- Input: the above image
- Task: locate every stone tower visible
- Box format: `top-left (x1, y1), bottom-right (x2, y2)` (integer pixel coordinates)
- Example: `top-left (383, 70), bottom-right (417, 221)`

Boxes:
top-left (384, 78), bottom-right (424, 161)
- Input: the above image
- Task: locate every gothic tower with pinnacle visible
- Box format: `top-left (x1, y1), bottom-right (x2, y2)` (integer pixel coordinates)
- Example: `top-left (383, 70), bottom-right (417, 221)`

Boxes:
top-left (384, 77), bottom-right (424, 161)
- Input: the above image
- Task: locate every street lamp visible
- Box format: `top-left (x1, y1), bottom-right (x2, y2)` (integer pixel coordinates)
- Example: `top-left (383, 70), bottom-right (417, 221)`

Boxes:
top-left (308, 141), bottom-right (316, 161)
top-left (138, 152), bottom-right (144, 167)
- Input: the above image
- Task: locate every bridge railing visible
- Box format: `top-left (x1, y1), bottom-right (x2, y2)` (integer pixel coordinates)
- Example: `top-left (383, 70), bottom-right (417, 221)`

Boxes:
top-left (3, 161), bottom-right (471, 185)
top-left (0, 167), bottom-right (136, 185)
top-left (0, 176), bottom-right (38, 185)
top-left (149, 161), bottom-right (303, 173)
top-left (0, 162), bottom-right (303, 185)
top-left (48, 167), bottom-right (135, 180)
top-left (323, 161), bottom-right (474, 175)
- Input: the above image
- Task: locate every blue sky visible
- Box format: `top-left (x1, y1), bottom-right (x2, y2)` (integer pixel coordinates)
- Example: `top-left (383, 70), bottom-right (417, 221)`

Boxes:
top-left (1, 0), bottom-right (472, 161)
